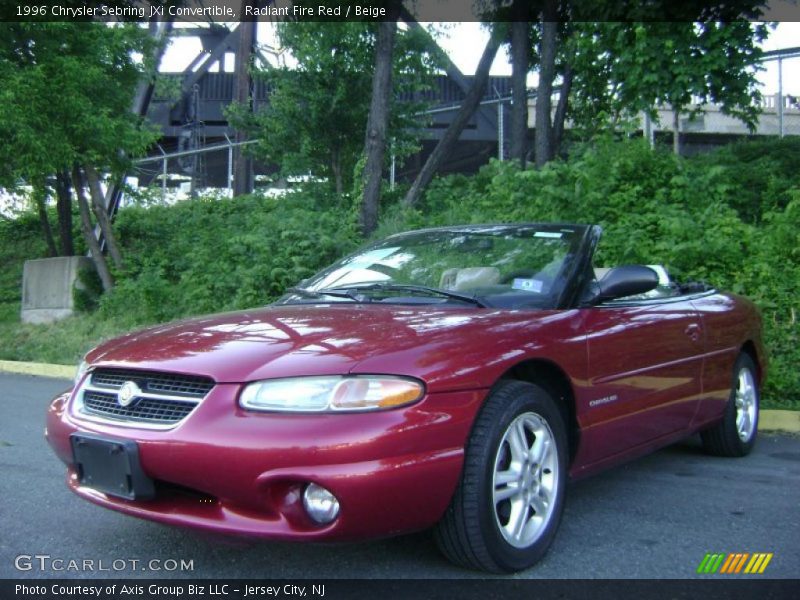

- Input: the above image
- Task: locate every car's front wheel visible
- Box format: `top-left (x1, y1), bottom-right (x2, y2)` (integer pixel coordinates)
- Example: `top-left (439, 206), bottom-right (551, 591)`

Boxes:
top-left (434, 380), bottom-right (567, 572)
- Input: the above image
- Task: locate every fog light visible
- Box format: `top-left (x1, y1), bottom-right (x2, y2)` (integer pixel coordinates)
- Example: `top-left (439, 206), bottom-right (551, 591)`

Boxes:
top-left (302, 483), bottom-right (340, 525)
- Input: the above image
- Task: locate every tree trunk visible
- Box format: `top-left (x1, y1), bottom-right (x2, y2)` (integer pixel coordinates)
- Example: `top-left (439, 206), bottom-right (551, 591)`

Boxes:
top-left (535, 1), bottom-right (558, 168)
top-left (331, 149), bottom-right (344, 196)
top-left (73, 166), bottom-right (114, 292)
top-left (55, 170), bottom-right (74, 256)
top-left (551, 64), bottom-right (573, 159)
top-left (33, 184), bottom-right (58, 257)
top-left (360, 11), bottom-right (398, 236)
top-left (672, 106), bottom-right (681, 155)
top-left (233, 13), bottom-right (256, 197)
top-left (403, 30), bottom-right (502, 207)
top-left (84, 165), bottom-right (123, 270)
top-left (101, 20), bottom-right (175, 225)
top-left (398, 6), bottom-right (471, 96)
top-left (510, 10), bottom-right (530, 168)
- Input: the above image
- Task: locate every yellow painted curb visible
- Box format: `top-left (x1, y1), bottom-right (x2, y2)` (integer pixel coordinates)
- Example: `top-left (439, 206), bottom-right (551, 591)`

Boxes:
top-left (759, 410), bottom-right (800, 433)
top-left (0, 360), bottom-right (75, 380)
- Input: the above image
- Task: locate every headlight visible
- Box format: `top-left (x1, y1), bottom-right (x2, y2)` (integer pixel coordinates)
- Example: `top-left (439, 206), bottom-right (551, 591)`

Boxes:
top-left (239, 376), bottom-right (424, 413)
top-left (74, 360), bottom-right (89, 386)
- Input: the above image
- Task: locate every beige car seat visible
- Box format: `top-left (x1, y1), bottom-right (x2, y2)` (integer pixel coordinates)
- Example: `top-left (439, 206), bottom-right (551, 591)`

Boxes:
top-left (440, 267), bottom-right (500, 291)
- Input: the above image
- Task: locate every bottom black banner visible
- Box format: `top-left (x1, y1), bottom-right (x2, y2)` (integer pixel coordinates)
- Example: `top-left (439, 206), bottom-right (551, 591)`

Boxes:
top-left (3, 579), bottom-right (798, 600)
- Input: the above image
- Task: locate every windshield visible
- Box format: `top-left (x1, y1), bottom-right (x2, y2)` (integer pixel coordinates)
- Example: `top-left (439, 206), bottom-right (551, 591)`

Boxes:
top-left (280, 224), bottom-right (587, 309)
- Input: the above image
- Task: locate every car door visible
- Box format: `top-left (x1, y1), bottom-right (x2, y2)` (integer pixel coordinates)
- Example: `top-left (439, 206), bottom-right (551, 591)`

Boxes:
top-left (578, 297), bottom-right (704, 461)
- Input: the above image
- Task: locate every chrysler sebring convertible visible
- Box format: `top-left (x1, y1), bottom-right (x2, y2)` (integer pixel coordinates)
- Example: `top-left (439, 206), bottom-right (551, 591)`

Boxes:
top-left (46, 223), bottom-right (764, 572)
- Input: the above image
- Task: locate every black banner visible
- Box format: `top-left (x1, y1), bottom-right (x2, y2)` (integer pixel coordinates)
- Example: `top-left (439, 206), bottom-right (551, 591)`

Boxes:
top-left (4, 0), bottom-right (800, 23)
top-left (3, 579), bottom-right (799, 600)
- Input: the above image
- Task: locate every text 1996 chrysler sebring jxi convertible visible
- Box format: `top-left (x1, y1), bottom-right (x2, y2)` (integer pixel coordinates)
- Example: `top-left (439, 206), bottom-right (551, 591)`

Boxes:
top-left (46, 223), bottom-right (764, 572)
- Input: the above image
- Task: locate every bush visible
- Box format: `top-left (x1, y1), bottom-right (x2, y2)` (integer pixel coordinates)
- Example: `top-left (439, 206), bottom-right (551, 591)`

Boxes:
top-left (412, 139), bottom-right (753, 285)
top-left (739, 194), bottom-right (800, 405)
top-left (690, 137), bottom-right (800, 223)
top-left (99, 189), bottom-right (359, 325)
top-left (0, 212), bottom-right (49, 323)
top-left (73, 263), bottom-right (104, 313)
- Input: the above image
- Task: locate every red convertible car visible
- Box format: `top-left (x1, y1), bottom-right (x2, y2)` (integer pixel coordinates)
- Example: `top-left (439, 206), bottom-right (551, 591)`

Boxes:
top-left (46, 223), bottom-right (764, 572)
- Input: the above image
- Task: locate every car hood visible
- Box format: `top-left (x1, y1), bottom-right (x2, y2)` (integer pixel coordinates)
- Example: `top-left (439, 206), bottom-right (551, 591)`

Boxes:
top-left (86, 304), bottom-right (576, 391)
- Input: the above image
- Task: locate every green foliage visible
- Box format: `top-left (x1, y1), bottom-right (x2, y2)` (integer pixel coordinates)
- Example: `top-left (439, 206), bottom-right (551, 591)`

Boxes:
top-left (0, 212), bottom-right (47, 323)
top-left (98, 190), bottom-right (359, 325)
top-left (417, 139), bottom-right (745, 282)
top-left (738, 194), bottom-right (800, 401)
top-left (0, 22), bottom-right (158, 187)
top-left (0, 315), bottom-right (133, 365)
top-left (566, 21), bottom-right (768, 135)
top-left (690, 137), bottom-right (800, 223)
top-left (73, 264), bottom-right (104, 313)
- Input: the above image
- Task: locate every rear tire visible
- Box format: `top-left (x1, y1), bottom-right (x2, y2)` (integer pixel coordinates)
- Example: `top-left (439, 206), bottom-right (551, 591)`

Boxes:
top-left (434, 380), bottom-right (567, 573)
top-left (701, 353), bottom-right (759, 457)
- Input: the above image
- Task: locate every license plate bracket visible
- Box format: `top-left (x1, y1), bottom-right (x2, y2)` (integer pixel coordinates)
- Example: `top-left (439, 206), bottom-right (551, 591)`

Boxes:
top-left (70, 433), bottom-right (155, 500)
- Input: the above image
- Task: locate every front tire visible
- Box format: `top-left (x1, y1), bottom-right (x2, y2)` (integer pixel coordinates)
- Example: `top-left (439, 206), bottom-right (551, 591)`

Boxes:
top-left (434, 380), bottom-right (567, 572)
top-left (701, 353), bottom-right (759, 457)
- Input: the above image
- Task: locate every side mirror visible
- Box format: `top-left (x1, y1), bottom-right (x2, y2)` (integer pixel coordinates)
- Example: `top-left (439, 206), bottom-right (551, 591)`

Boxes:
top-left (593, 265), bottom-right (658, 303)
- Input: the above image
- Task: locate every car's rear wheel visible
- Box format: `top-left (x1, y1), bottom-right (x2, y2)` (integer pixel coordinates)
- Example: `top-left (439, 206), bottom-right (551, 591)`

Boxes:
top-left (701, 353), bottom-right (759, 457)
top-left (434, 380), bottom-right (567, 572)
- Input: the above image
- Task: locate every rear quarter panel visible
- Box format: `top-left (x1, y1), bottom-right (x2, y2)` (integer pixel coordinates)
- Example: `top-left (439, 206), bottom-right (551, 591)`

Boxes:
top-left (690, 292), bottom-right (766, 428)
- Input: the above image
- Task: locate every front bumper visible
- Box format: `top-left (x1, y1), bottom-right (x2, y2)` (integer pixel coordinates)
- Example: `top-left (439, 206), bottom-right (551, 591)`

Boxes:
top-left (46, 383), bottom-right (485, 541)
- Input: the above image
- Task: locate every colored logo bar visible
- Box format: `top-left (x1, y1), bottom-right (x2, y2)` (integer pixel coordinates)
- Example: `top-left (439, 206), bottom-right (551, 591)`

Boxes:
top-left (697, 553), bottom-right (773, 574)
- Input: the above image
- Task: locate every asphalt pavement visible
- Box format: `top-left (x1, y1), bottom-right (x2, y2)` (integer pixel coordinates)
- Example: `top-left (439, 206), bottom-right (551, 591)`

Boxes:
top-left (1, 373), bottom-right (798, 580)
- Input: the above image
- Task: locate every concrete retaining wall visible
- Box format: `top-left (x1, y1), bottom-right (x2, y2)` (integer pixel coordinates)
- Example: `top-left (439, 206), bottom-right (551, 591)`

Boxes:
top-left (21, 256), bottom-right (93, 324)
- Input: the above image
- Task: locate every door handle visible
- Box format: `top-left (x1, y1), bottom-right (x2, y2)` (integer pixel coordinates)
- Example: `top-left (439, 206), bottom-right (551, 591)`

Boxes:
top-left (685, 323), bottom-right (701, 342)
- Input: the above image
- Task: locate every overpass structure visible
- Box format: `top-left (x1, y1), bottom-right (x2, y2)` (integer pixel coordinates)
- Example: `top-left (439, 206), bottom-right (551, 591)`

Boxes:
top-left (133, 26), bottom-right (800, 197)
top-left (139, 71), bottom-right (515, 191)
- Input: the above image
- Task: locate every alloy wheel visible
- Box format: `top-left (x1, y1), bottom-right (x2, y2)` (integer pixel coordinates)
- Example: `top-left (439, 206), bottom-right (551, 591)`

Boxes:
top-left (492, 412), bottom-right (559, 548)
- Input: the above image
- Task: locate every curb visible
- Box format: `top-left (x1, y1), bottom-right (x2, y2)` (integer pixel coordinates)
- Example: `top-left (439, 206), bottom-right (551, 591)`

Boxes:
top-left (0, 360), bottom-right (797, 433)
top-left (0, 360), bottom-right (76, 380)
top-left (758, 410), bottom-right (800, 434)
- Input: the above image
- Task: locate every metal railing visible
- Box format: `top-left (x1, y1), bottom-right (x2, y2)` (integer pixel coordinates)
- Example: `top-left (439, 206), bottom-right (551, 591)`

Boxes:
top-left (132, 138), bottom-right (258, 202)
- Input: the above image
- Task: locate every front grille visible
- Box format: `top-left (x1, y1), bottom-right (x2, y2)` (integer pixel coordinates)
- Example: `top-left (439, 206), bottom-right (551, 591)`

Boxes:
top-left (83, 391), bottom-right (198, 424)
top-left (91, 368), bottom-right (214, 398)
top-left (79, 368), bottom-right (215, 427)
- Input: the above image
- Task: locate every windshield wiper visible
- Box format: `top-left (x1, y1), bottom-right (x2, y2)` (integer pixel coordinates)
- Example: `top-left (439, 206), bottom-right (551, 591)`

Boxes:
top-left (328, 283), bottom-right (488, 308)
top-left (285, 287), bottom-right (366, 302)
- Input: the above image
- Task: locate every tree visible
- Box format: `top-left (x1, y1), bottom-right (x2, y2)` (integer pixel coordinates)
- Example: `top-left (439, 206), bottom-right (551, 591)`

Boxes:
top-left (509, 14), bottom-right (531, 167)
top-left (534, 0), bottom-right (559, 166)
top-left (0, 23), bottom-right (157, 282)
top-left (229, 17), bottom-right (435, 195)
top-left (85, 165), bottom-right (123, 270)
top-left (487, 0), bottom-right (767, 166)
top-left (73, 166), bottom-right (114, 291)
top-left (361, 2), bottom-right (401, 236)
top-left (54, 171), bottom-right (75, 256)
top-left (31, 181), bottom-right (58, 257)
top-left (552, 12), bottom-right (768, 157)
top-left (477, 2), bottom-right (536, 167)
top-left (228, 23), bottom-right (369, 195)
top-left (403, 28), bottom-right (503, 207)
top-left (233, 14), bottom-right (257, 196)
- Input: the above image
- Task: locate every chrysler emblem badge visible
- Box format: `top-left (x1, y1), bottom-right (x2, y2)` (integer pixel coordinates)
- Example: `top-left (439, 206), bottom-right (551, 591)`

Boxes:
top-left (117, 381), bottom-right (142, 408)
